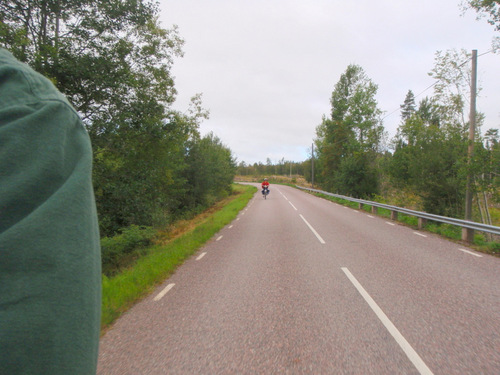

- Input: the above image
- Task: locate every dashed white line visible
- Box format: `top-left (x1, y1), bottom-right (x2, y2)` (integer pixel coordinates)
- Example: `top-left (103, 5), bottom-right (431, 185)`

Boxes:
top-left (342, 268), bottom-right (434, 375)
top-left (367, 215), bottom-right (374, 218)
top-left (386, 222), bottom-right (396, 226)
top-left (153, 283), bottom-right (175, 301)
top-left (228, 225), bottom-right (233, 229)
top-left (288, 201), bottom-right (298, 211)
top-left (413, 232), bottom-right (427, 238)
top-left (458, 248), bottom-right (483, 257)
top-left (196, 252), bottom-right (207, 261)
top-left (216, 236), bottom-right (223, 241)
top-left (299, 214), bottom-right (326, 244)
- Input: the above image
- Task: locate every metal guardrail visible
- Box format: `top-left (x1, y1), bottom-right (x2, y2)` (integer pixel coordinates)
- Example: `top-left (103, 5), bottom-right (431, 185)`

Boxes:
top-left (296, 186), bottom-right (500, 238)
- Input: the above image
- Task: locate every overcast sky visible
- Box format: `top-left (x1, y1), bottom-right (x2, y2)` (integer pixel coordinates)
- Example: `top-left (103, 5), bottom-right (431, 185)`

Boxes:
top-left (159, 0), bottom-right (499, 165)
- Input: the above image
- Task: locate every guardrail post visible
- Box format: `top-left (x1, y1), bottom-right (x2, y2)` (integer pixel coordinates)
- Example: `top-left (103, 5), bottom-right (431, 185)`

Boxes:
top-left (358, 203), bottom-right (363, 210)
top-left (391, 210), bottom-right (398, 221)
top-left (371, 206), bottom-right (378, 214)
top-left (462, 228), bottom-right (474, 243)
top-left (418, 218), bottom-right (427, 230)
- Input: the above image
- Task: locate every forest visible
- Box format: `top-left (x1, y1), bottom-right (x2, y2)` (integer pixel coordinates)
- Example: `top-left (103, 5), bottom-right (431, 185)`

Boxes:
top-left (1, 1), bottom-right (236, 239)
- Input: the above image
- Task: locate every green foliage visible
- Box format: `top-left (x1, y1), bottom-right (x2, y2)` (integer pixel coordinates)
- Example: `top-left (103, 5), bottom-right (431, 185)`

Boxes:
top-left (0, 3), bottom-right (237, 237)
top-left (183, 132), bottom-right (236, 209)
top-left (101, 225), bottom-right (156, 276)
top-left (463, 0), bottom-right (500, 31)
top-left (314, 64), bottom-right (384, 197)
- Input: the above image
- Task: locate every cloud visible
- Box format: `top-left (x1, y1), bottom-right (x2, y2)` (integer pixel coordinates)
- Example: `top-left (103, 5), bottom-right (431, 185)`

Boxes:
top-left (161, 0), bottom-right (500, 164)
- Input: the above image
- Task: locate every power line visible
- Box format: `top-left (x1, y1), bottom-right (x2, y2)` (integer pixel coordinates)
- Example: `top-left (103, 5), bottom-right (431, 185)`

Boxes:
top-left (381, 49), bottom-right (494, 122)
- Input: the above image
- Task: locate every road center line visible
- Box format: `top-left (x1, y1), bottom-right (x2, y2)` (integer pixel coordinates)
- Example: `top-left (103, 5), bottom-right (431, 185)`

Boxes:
top-left (196, 252), bottom-right (207, 260)
top-left (458, 248), bottom-right (483, 257)
top-left (299, 214), bottom-right (326, 244)
top-left (288, 201), bottom-right (298, 211)
top-left (153, 283), bottom-right (175, 302)
top-left (342, 268), bottom-right (434, 375)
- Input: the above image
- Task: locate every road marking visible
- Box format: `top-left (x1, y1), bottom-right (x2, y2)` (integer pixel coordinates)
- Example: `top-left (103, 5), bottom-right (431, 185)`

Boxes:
top-left (288, 201), bottom-right (298, 211)
top-left (229, 225), bottom-right (233, 229)
top-left (386, 222), bottom-right (396, 226)
top-left (236, 218), bottom-right (240, 221)
top-left (299, 214), bottom-right (326, 244)
top-left (196, 252), bottom-right (207, 260)
top-left (367, 215), bottom-right (374, 218)
top-left (153, 283), bottom-right (175, 301)
top-left (216, 236), bottom-right (223, 241)
top-left (413, 232), bottom-right (427, 238)
top-left (458, 248), bottom-right (483, 257)
top-left (342, 268), bottom-right (434, 375)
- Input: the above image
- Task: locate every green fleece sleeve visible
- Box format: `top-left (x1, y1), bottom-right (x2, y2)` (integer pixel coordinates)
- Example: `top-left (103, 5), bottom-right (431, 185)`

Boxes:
top-left (0, 49), bottom-right (101, 374)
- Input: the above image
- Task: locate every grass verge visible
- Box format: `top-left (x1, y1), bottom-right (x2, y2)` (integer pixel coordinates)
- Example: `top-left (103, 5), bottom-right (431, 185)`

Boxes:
top-left (101, 183), bottom-right (257, 332)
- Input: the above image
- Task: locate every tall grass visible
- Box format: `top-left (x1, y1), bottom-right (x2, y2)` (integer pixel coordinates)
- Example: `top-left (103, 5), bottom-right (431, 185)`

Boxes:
top-left (101, 184), bottom-right (257, 331)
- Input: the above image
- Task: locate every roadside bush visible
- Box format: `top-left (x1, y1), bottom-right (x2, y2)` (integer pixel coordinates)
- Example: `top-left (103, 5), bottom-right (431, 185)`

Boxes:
top-left (101, 225), bottom-right (156, 276)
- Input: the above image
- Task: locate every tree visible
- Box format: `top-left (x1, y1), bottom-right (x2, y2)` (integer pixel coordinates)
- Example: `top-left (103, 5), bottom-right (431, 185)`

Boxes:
top-left (463, 0), bottom-right (500, 50)
top-left (389, 48), bottom-right (489, 217)
top-left (0, 2), bottom-right (238, 236)
top-left (463, 0), bottom-right (500, 31)
top-left (315, 64), bottom-right (384, 197)
top-left (400, 90), bottom-right (416, 122)
top-left (183, 132), bottom-right (236, 209)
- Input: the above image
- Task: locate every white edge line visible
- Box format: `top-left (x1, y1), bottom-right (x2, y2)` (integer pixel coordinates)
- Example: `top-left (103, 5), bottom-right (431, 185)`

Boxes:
top-left (196, 252), bottom-right (207, 260)
top-left (458, 248), bottom-right (483, 257)
top-left (289, 201), bottom-right (298, 211)
top-left (228, 225), bottom-right (233, 229)
top-left (341, 268), bottom-right (434, 375)
top-left (413, 232), bottom-right (427, 238)
top-left (386, 221), bottom-right (396, 226)
top-left (367, 215), bottom-right (374, 218)
top-left (299, 214), bottom-right (326, 244)
top-left (153, 283), bottom-right (175, 301)
top-left (216, 236), bottom-right (223, 241)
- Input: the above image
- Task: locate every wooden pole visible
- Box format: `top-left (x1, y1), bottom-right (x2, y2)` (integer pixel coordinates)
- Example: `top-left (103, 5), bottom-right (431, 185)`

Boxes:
top-left (462, 49), bottom-right (477, 243)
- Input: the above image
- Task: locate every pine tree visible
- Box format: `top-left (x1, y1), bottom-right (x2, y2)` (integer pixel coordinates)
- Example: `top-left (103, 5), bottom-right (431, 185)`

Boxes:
top-left (400, 90), bottom-right (416, 122)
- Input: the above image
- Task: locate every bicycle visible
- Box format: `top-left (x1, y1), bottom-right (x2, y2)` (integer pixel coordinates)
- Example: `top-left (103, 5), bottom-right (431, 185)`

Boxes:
top-left (262, 187), bottom-right (269, 199)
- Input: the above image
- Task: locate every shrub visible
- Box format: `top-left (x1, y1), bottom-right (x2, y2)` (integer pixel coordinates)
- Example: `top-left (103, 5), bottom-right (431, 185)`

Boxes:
top-left (101, 225), bottom-right (156, 276)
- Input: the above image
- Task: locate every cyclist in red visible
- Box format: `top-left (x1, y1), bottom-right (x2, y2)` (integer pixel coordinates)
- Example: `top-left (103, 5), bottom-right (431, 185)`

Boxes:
top-left (261, 178), bottom-right (270, 196)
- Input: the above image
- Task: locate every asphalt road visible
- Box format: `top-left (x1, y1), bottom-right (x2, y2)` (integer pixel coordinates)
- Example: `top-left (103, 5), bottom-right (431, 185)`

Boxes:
top-left (97, 184), bottom-right (500, 374)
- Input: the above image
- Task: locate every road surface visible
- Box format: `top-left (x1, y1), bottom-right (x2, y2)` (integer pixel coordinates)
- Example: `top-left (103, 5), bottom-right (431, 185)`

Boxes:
top-left (97, 184), bottom-right (500, 374)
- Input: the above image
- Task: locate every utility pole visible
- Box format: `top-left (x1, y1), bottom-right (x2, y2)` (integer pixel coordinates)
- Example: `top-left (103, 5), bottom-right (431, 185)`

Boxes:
top-left (311, 143), bottom-right (315, 188)
top-left (463, 49), bottom-right (477, 242)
